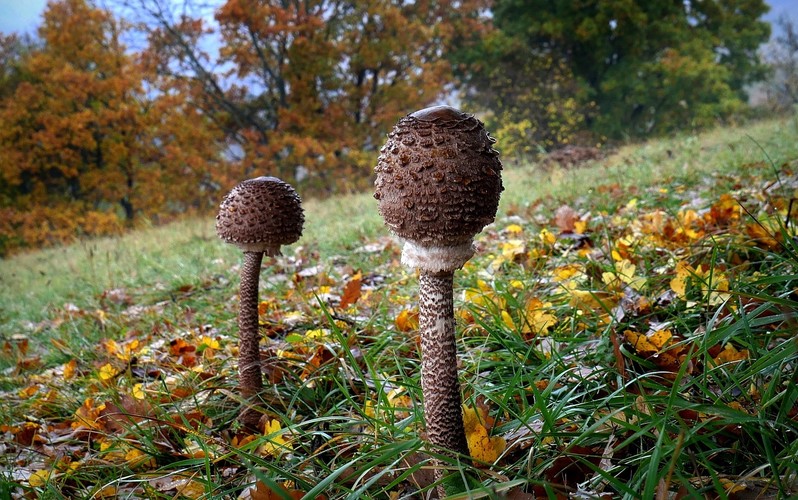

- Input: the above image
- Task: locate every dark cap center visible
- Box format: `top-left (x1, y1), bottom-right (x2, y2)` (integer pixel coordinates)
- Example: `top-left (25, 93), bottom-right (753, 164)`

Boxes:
top-left (409, 105), bottom-right (466, 122)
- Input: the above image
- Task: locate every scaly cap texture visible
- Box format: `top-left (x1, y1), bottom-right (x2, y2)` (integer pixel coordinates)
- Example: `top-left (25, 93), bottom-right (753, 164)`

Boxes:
top-left (216, 176), bottom-right (304, 255)
top-left (374, 105), bottom-right (503, 272)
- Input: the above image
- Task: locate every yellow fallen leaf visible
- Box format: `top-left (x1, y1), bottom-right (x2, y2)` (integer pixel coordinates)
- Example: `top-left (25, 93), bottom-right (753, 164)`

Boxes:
top-left (125, 448), bottom-right (155, 469)
top-left (714, 344), bottom-right (750, 365)
top-left (72, 398), bottom-right (106, 430)
top-left (500, 239), bottom-right (526, 261)
top-left (28, 469), bottom-right (52, 487)
top-left (670, 261), bottom-right (693, 298)
top-left (99, 440), bottom-right (127, 463)
top-left (719, 477), bottom-right (747, 494)
top-left (466, 421), bottom-right (506, 463)
top-left (364, 400), bottom-right (376, 418)
top-left (509, 280), bottom-right (524, 290)
top-left (386, 388), bottom-right (412, 415)
top-left (304, 329), bottom-right (330, 341)
top-left (552, 264), bottom-right (584, 282)
top-left (260, 419), bottom-right (293, 457)
top-left (99, 363), bottom-right (119, 382)
top-left (462, 405), bottom-right (505, 464)
top-left (177, 479), bottom-right (207, 499)
top-left (501, 310), bottom-right (516, 330)
top-left (567, 286), bottom-right (618, 313)
top-left (522, 298), bottom-right (556, 336)
top-left (198, 336), bottom-right (220, 350)
top-left (615, 259), bottom-right (646, 290)
top-left (539, 228), bottom-right (556, 245)
top-left (699, 270), bottom-right (730, 305)
top-left (132, 383), bottom-right (145, 400)
top-left (613, 235), bottom-right (636, 261)
top-left (93, 485), bottom-right (118, 498)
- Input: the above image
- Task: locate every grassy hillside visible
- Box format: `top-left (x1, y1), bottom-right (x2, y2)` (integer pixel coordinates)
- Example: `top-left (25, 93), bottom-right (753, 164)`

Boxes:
top-left (2, 117), bottom-right (793, 338)
top-left (1, 115), bottom-right (797, 498)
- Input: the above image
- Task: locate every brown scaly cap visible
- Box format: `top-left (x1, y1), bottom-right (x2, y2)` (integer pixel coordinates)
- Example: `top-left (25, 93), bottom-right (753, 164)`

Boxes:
top-left (216, 176), bottom-right (304, 255)
top-left (374, 105), bottom-right (503, 248)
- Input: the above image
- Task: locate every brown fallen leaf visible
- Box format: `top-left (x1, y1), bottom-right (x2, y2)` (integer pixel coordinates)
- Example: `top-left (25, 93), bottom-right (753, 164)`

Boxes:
top-left (339, 272), bottom-right (363, 309)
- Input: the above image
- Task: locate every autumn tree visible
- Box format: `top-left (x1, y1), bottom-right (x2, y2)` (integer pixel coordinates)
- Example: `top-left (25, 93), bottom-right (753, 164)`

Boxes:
top-left (0, 0), bottom-right (223, 255)
top-left (0, 34), bottom-right (36, 100)
top-left (125, 0), bottom-right (489, 193)
top-left (459, 0), bottom-right (771, 143)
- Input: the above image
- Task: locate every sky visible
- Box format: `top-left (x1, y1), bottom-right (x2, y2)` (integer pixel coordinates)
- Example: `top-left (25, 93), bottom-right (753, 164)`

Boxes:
top-left (0, 0), bottom-right (796, 40)
top-left (0, 0), bottom-right (47, 34)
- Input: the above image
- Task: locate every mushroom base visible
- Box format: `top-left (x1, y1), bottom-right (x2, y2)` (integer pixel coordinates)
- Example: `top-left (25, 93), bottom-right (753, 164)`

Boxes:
top-left (402, 241), bottom-right (474, 274)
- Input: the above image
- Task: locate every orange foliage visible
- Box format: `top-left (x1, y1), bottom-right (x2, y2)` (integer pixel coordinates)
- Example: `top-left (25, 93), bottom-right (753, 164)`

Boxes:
top-left (145, 0), bottom-right (491, 194)
top-left (0, 0), bottom-right (222, 256)
top-left (1, 0), bottom-right (491, 255)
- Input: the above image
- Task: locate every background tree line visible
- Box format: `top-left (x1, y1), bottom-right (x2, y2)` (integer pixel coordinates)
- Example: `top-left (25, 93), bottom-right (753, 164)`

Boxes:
top-left (0, 0), bottom-right (787, 256)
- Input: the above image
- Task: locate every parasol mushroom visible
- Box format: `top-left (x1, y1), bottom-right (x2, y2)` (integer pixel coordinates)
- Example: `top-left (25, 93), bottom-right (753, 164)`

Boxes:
top-left (216, 176), bottom-right (304, 430)
top-left (374, 105), bottom-right (503, 494)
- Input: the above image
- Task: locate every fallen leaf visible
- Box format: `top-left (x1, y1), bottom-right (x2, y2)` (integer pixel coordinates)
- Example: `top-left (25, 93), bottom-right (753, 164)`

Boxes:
top-left (463, 403), bottom-right (505, 465)
top-left (63, 359), bottom-right (78, 380)
top-left (554, 205), bottom-right (580, 233)
top-left (169, 337), bottom-right (196, 356)
top-left (98, 363), bottom-right (119, 382)
top-left (339, 272), bottom-right (363, 309)
top-left (395, 308), bottom-right (419, 332)
top-left (259, 419), bottom-right (293, 457)
top-left (521, 298), bottom-right (556, 337)
top-left (713, 344), bottom-right (750, 365)
top-left (28, 469), bottom-right (52, 487)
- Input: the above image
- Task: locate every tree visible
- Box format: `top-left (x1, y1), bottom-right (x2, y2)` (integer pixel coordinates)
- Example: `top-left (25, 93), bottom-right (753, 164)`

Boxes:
top-left (0, 0), bottom-right (222, 255)
top-left (763, 15), bottom-right (798, 108)
top-left (453, 30), bottom-right (591, 157)
top-left (0, 34), bottom-right (36, 100)
top-left (126, 0), bottom-right (490, 193)
top-left (460, 0), bottom-right (771, 141)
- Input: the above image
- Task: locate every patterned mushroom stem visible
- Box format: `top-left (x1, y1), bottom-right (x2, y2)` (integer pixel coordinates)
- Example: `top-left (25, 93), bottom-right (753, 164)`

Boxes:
top-left (419, 271), bottom-right (471, 470)
top-left (238, 250), bottom-right (265, 430)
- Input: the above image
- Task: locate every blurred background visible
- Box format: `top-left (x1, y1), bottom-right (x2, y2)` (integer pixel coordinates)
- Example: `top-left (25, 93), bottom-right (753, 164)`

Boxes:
top-left (0, 0), bottom-right (796, 257)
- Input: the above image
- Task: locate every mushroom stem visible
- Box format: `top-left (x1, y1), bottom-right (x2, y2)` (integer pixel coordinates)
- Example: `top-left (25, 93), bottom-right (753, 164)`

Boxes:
top-left (238, 250), bottom-right (265, 429)
top-left (418, 271), bottom-right (471, 472)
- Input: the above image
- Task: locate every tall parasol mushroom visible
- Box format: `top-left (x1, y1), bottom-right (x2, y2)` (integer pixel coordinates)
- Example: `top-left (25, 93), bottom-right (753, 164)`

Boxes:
top-left (374, 105), bottom-right (503, 494)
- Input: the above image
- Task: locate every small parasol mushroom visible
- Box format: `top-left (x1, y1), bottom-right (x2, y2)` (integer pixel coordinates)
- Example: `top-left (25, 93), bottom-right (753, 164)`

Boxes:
top-left (216, 176), bottom-right (304, 430)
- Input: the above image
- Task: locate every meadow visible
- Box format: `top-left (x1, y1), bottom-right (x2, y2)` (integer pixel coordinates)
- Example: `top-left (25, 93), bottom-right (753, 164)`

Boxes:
top-left (1, 115), bottom-right (798, 498)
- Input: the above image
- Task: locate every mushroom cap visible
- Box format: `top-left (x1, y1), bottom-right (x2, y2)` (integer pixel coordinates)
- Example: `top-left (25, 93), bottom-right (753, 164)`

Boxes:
top-left (216, 176), bottom-right (304, 255)
top-left (374, 105), bottom-right (503, 249)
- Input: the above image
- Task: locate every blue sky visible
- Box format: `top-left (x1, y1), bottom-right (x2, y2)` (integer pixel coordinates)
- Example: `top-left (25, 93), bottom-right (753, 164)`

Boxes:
top-left (767, 0), bottom-right (798, 23)
top-left (0, 0), bottom-right (47, 34)
top-left (1, 0), bottom-right (796, 39)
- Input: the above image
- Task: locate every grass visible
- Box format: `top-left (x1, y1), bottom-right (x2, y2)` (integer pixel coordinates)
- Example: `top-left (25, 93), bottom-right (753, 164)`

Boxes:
top-left (1, 114), bottom-right (798, 498)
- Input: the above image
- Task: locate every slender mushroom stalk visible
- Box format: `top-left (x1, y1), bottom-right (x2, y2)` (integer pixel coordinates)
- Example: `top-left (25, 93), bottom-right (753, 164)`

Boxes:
top-left (216, 177), bottom-right (304, 430)
top-left (374, 106), bottom-right (503, 493)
